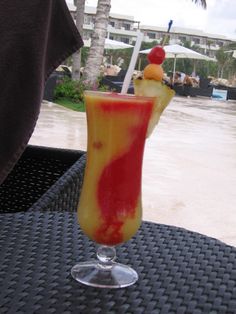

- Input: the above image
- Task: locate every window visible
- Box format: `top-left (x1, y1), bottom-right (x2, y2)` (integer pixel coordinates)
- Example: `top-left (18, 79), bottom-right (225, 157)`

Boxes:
top-left (109, 21), bottom-right (115, 27)
top-left (83, 31), bottom-right (91, 40)
top-left (120, 37), bottom-right (130, 44)
top-left (123, 23), bottom-right (131, 30)
top-left (217, 41), bottom-right (224, 47)
top-left (147, 32), bottom-right (156, 39)
top-left (192, 37), bottom-right (200, 44)
top-left (179, 36), bottom-right (187, 42)
top-left (155, 33), bottom-right (163, 39)
top-left (84, 15), bottom-right (93, 25)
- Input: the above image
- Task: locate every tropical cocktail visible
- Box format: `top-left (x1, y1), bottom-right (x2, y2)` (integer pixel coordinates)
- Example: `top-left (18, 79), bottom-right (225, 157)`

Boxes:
top-left (71, 45), bottom-right (175, 288)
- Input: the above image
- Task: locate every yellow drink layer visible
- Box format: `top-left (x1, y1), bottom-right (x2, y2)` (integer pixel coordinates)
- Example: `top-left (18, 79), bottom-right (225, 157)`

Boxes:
top-left (78, 91), bottom-right (154, 245)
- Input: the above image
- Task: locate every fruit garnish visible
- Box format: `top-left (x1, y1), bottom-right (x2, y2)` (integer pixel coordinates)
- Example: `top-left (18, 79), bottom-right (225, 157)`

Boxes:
top-left (134, 79), bottom-right (175, 137)
top-left (136, 42), bottom-right (174, 136)
top-left (147, 46), bottom-right (166, 65)
top-left (143, 64), bottom-right (164, 81)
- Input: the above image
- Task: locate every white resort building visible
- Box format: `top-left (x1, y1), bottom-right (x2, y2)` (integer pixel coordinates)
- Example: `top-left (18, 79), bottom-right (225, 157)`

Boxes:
top-left (66, 2), bottom-right (234, 58)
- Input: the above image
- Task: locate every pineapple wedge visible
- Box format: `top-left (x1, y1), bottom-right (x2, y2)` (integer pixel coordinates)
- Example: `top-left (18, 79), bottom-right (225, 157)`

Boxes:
top-left (134, 79), bottom-right (175, 137)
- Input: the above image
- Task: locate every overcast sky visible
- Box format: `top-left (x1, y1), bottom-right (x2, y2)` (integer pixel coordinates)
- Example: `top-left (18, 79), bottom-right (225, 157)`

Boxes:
top-left (69, 0), bottom-right (236, 39)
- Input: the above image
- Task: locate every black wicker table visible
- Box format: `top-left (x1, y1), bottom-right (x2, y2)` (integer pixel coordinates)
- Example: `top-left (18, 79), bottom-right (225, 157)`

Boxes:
top-left (0, 212), bottom-right (236, 314)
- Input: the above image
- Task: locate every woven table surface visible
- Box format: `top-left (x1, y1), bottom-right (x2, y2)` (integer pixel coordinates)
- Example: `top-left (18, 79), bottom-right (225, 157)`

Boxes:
top-left (0, 212), bottom-right (235, 314)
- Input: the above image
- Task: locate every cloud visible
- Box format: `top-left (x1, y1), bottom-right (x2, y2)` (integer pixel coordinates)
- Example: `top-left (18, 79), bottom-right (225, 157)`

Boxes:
top-left (204, 0), bottom-right (236, 37)
top-left (207, 0), bottom-right (236, 20)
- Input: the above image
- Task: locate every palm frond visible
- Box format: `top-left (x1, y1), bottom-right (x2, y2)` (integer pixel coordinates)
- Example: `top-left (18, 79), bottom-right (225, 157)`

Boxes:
top-left (192, 0), bottom-right (207, 8)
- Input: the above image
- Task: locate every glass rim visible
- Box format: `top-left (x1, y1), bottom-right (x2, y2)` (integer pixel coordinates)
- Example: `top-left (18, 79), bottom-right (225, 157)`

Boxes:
top-left (83, 90), bottom-right (156, 101)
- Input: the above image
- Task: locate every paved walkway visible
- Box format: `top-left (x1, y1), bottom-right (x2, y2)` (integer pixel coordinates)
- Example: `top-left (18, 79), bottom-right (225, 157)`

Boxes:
top-left (30, 98), bottom-right (236, 247)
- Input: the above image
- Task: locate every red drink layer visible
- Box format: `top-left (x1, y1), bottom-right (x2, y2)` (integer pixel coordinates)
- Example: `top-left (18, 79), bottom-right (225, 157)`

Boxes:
top-left (78, 91), bottom-right (154, 245)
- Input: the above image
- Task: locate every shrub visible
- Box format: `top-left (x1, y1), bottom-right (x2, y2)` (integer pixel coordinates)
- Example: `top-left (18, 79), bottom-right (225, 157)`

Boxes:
top-left (54, 77), bottom-right (109, 103)
top-left (54, 77), bottom-right (85, 103)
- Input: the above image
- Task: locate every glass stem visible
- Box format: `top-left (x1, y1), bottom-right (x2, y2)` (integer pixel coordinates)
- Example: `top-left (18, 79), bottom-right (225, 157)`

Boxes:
top-left (96, 245), bottom-right (116, 268)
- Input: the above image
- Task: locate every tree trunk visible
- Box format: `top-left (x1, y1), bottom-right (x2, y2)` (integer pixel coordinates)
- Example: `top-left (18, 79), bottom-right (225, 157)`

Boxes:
top-left (221, 67), bottom-right (224, 78)
top-left (83, 0), bottom-right (111, 86)
top-left (72, 0), bottom-right (85, 81)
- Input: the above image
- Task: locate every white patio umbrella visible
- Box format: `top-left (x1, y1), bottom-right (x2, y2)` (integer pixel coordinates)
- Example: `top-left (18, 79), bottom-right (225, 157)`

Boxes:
top-left (84, 38), bottom-right (133, 64)
top-left (104, 38), bottom-right (133, 50)
top-left (83, 38), bottom-right (133, 49)
top-left (104, 39), bottom-right (133, 64)
top-left (140, 44), bottom-right (216, 78)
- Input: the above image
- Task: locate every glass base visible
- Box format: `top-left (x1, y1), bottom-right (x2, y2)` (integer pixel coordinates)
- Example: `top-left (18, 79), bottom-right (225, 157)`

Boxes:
top-left (71, 261), bottom-right (138, 288)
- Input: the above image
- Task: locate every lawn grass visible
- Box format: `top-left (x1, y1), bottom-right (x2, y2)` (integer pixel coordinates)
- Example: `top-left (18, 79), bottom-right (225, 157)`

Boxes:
top-left (54, 98), bottom-right (85, 112)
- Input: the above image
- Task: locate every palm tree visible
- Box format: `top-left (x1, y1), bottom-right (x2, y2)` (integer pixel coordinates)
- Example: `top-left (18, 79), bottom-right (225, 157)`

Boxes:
top-left (216, 48), bottom-right (228, 78)
top-left (72, 0), bottom-right (86, 80)
top-left (192, 0), bottom-right (207, 7)
top-left (82, 0), bottom-right (111, 86)
top-left (219, 42), bottom-right (236, 79)
top-left (73, 0), bottom-right (207, 85)
top-left (206, 39), bottom-right (214, 56)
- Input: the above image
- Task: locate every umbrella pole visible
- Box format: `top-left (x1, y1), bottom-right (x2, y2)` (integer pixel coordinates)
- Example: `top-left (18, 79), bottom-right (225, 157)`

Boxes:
top-left (172, 55), bottom-right (177, 85)
top-left (193, 60), bottom-right (196, 75)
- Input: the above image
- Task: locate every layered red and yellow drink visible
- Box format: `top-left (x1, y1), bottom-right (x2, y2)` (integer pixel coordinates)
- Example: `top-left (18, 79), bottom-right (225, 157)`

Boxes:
top-left (78, 91), bottom-right (154, 245)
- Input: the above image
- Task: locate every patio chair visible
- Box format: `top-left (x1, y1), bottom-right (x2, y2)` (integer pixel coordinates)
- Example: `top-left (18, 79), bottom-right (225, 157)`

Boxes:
top-left (0, 145), bottom-right (86, 213)
top-left (173, 78), bottom-right (213, 98)
top-left (172, 83), bottom-right (199, 96)
top-left (227, 87), bottom-right (236, 100)
top-left (100, 76), bottom-right (134, 94)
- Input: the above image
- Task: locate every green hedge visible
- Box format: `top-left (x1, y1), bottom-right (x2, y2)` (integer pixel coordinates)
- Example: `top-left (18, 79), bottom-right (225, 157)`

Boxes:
top-left (54, 77), bottom-right (86, 103)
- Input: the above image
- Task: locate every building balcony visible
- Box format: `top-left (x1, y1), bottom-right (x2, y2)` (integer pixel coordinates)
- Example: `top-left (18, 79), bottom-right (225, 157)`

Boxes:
top-left (107, 25), bottom-right (138, 37)
top-left (83, 23), bottom-right (94, 30)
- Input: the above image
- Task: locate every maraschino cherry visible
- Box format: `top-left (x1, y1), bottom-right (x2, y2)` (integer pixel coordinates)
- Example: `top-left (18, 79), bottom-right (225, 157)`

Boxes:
top-left (147, 46), bottom-right (165, 65)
